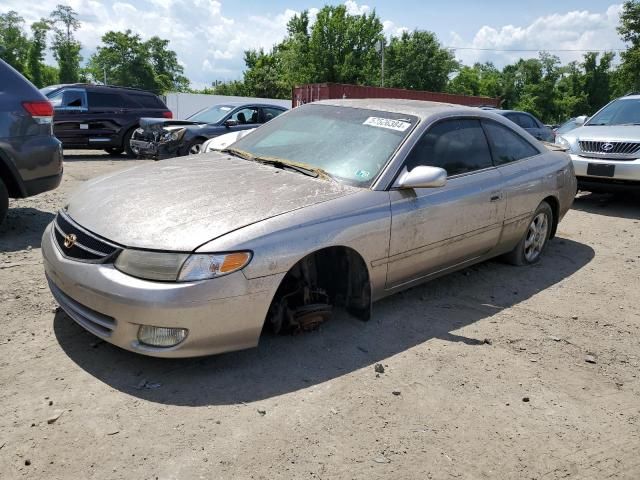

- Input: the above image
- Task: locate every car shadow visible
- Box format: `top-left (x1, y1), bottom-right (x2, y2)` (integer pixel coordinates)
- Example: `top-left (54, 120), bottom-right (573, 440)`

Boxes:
top-left (573, 191), bottom-right (640, 220)
top-left (53, 237), bottom-right (595, 407)
top-left (62, 152), bottom-right (125, 162)
top-left (0, 207), bottom-right (55, 252)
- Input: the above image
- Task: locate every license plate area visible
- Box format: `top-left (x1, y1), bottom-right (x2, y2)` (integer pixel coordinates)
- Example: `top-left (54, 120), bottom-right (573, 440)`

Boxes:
top-left (587, 163), bottom-right (615, 177)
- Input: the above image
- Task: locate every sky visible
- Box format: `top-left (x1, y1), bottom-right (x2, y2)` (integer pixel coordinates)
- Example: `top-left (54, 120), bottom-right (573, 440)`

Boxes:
top-left (1, 0), bottom-right (627, 88)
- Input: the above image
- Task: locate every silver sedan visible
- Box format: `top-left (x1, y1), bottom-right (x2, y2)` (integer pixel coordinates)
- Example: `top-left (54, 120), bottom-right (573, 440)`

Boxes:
top-left (42, 99), bottom-right (577, 357)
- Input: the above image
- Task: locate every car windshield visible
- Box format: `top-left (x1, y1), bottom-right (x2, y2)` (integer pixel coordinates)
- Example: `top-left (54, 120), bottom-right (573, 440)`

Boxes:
top-left (230, 104), bottom-right (418, 186)
top-left (586, 98), bottom-right (640, 126)
top-left (555, 118), bottom-right (577, 135)
top-left (187, 105), bottom-right (234, 124)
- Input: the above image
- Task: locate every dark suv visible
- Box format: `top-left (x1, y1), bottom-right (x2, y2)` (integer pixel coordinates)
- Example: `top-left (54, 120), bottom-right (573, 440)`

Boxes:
top-left (41, 84), bottom-right (172, 156)
top-left (0, 60), bottom-right (63, 225)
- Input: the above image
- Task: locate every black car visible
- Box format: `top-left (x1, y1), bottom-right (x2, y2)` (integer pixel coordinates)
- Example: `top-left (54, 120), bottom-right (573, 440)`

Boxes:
top-left (490, 109), bottom-right (555, 142)
top-left (130, 102), bottom-right (288, 159)
top-left (0, 60), bottom-right (63, 224)
top-left (41, 84), bottom-right (172, 156)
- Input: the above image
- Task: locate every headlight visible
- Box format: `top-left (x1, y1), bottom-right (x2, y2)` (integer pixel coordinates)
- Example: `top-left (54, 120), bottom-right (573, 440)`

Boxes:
top-left (178, 252), bottom-right (252, 281)
top-left (114, 249), bottom-right (251, 282)
top-left (160, 128), bottom-right (185, 143)
top-left (556, 135), bottom-right (571, 150)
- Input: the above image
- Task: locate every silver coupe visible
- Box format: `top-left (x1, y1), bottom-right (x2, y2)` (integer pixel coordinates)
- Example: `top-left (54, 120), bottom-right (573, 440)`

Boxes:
top-left (42, 99), bottom-right (577, 357)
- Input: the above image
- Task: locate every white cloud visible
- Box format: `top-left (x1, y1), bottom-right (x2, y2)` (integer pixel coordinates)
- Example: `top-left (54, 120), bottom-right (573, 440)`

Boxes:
top-left (344, 0), bottom-right (370, 15)
top-left (449, 4), bottom-right (626, 67)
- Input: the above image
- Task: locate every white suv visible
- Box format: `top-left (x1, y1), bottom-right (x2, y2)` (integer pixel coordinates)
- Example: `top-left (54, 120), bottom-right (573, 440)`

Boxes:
top-left (556, 94), bottom-right (640, 191)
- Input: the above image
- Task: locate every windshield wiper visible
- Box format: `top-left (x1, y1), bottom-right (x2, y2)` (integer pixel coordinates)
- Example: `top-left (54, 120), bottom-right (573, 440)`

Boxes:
top-left (221, 148), bottom-right (335, 181)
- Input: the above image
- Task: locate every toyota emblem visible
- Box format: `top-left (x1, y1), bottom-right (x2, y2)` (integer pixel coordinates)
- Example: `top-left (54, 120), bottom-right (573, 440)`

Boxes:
top-left (601, 143), bottom-right (614, 152)
top-left (63, 233), bottom-right (77, 249)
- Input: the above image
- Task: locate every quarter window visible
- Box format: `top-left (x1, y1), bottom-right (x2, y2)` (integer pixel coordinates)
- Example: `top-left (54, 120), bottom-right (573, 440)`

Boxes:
top-left (483, 121), bottom-right (540, 165)
top-left (511, 113), bottom-right (537, 129)
top-left (87, 92), bottom-right (124, 108)
top-left (262, 107), bottom-right (285, 123)
top-left (405, 119), bottom-right (493, 176)
top-left (49, 88), bottom-right (87, 110)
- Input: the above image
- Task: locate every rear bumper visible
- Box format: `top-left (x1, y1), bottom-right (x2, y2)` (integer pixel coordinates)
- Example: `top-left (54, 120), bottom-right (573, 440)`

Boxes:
top-left (1, 135), bottom-right (63, 198)
top-left (23, 171), bottom-right (63, 196)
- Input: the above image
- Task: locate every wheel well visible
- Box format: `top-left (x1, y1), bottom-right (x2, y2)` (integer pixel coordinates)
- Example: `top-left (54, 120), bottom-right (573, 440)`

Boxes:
top-left (543, 195), bottom-right (559, 238)
top-left (265, 246), bottom-right (372, 333)
top-left (0, 155), bottom-right (24, 198)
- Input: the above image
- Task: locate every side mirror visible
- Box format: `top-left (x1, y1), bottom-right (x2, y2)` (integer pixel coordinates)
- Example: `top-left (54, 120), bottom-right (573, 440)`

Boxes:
top-left (394, 166), bottom-right (447, 189)
top-left (224, 119), bottom-right (238, 127)
top-left (574, 115), bottom-right (587, 126)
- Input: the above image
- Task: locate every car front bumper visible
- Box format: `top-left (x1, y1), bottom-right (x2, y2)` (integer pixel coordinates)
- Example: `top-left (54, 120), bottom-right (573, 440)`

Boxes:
top-left (42, 223), bottom-right (284, 358)
top-left (570, 154), bottom-right (640, 185)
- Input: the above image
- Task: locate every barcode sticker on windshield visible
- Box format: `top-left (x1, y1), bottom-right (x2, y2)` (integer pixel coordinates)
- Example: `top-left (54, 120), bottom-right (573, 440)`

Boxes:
top-left (363, 117), bottom-right (411, 132)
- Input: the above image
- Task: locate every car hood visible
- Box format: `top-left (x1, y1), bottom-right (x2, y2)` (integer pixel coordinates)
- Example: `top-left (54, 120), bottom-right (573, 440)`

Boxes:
top-left (138, 117), bottom-right (210, 131)
top-left (562, 124), bottom-right (640, 141)
top-left (66, 154), bottom-right (358, 251)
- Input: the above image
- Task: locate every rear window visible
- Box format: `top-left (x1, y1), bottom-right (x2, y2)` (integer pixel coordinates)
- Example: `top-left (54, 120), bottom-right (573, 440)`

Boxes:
top-left (126, 93), bottom-right (166, 109)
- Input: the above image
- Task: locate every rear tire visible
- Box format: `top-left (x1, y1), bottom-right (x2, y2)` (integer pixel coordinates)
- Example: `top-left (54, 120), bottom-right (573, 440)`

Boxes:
top-left (0, 179), bottom-right (8, 226)
top-left (504, 201), bottom-right (553, 266)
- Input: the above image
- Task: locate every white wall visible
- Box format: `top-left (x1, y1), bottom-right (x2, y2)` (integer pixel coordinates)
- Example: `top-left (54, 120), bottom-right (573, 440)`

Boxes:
top-left (165, 92), bottom-right (291, 119)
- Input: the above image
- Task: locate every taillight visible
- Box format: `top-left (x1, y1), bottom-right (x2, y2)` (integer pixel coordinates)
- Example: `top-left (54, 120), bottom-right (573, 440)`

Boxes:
top-left (22, 101), bottom-right (53, 124)
top-left (162, 110), bottom-right (173, 119)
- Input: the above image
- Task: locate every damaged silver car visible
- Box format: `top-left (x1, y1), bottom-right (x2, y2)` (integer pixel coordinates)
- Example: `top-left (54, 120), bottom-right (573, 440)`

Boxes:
top-left (43, 99), bottom-right (576, 357)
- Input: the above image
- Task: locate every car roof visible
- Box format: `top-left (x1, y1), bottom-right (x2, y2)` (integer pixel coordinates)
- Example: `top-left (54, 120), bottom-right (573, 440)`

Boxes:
top-left (44, 83), bottom-right (159, 95)
top-left (313, 98), bottom-right (476, 119)
top-left (215, 101), bottom-right (288, 108)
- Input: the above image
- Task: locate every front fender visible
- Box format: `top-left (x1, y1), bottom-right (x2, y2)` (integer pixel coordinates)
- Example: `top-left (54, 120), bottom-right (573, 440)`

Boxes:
top-left (195, 190), bottom-right (392, 300)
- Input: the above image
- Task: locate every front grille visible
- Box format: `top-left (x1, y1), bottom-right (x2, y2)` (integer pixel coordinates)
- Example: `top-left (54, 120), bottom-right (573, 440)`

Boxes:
top-left (53, 211), bottom-right (120, 263)
top-left (48, 277), bottom-right (115, 337)
top-left (579, 140), bottom-right (640, 155)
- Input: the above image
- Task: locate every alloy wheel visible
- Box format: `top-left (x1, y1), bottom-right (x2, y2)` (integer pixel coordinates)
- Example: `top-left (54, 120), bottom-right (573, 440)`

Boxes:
top-left (524, 212), bottom-right (549, 262)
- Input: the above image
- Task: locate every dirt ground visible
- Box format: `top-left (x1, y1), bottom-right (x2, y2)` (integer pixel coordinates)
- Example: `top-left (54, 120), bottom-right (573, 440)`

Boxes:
top-left (0, 151), bottom-right (639, 480)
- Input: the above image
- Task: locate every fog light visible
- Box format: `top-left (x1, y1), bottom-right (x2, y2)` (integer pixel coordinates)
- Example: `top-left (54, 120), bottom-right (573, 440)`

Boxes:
top-left (137, 325), bottom-right (188, 347)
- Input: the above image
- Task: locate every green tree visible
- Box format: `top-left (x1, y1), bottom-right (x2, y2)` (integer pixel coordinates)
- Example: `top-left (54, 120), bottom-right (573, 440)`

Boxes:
top-left (385, 30), bottom-right (458, 91)
top-left (87, 30), bottom-right (155, 90)
top-left (27, 20), bottom-right (51, 88)
top-left (50, 4), bottom-right (82, 83)
top-left (582, 52), bottom-right (615, 112)
top-left (242, 49), bottom-right (288, 98)
top-left (87, 30), bottom-right (188, 93)
top-left (0, 11), bottom-right (30, 74)
top-left (447, 66), bottom-right (481, 95)
top-left (145, 36), bottom-right (189, 92)
top-left (307, 5), bottom-right (383, 85)
top-left (617, 0), bottom-right (640, 93)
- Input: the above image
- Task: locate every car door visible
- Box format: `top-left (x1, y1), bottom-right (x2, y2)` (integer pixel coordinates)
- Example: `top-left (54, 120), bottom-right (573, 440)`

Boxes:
top-left (49, 88), bottom-right (88, 147)
top-left (481, 119), bottom-right (547, 241)
top-left (85, 91), bottom-right (126, 147)
top-left (386, 118), bottom-right (506, 289)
